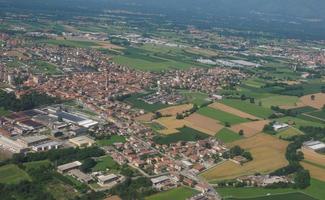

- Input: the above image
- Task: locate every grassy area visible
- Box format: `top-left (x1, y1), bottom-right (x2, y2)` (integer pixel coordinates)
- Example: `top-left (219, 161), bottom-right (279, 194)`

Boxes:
top-left (0, 107), bottom-right (10, 116)
top-left (277, 116), bottom-right (325, 128)
top-left (153, 126), bottom-right (209, 144)
top-left (113, 45), bottom-right (209, 71)
top-left (216, 128), bottom-right (242, 143)
top-left (259, 95), bottom-right (300, 108)
top-left (227, 192), bottom-right (316, 200)
top-left (124, 92), bottom-right (170, 112)
top-left (46, 179), bottom-right (79, 200)
top-left (276, 127), bottom-right (304, 140)
top-left (179, 90), bottom-right (210, 106)
top-left (92, 155), bottom-right (119, 172)
top-left (0, 164), bottom-right (31, 184)
top-left (218, 178), bottom-right (325, 200)
top-left (145, 187), bottom-right (198, 200)
top-left (23, 160), bottom-right (52, 171)
top-left (244, 78), bottom-right (267, 88)
top-left (31, 60), bottom-right (62, 75)
top-left (197, 107), bottom-right (250, 125)
top-left (96, 135), bottom-right (126, 147)
top-left (41, 39), bottom-right (100, 48)
top-left (221, 99), bottom-right (273, 119)
top-left (147, 122), bottom-right (166, 131)
top-left (308, 110), bottom-right (325, 121)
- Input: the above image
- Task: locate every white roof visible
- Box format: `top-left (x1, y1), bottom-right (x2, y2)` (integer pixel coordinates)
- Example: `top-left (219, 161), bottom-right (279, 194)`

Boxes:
top-left (97, 174), bottom-right (118, 182)
top-left (151, 176), bottom-right (169, 184)
top-left (69, 136), bottom-right (95, 145)
top-left (309, 143), bottom-right (325, 150)
top-left (57, 161), bottom-right (82, 171)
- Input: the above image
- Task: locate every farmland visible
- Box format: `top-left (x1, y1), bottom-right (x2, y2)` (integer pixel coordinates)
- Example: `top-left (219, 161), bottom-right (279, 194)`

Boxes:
top-left (259, 95), bottom-right (300, 108)
top-left (145, 187), bottom-right (199, 200)
top-left (180, 90), bottom-right (210, 106)
top-left (92, 156), bottom-right (119, 172)
top-left (124, 92), bottom-right (170, 112)
top-left (300, 93), bottom-right (325, 109)
top-left (220, 99), bottom-right (273, 119)
top-left (215, 128), bottom-right (243, 143)
top-left (96, 135), bottom-right (126, 147)
top-left (197, 107), bottom-right (250, 125)
top-left (217, 178), bottom-right (325, 200)
top-left (307, 110), bottom-right (325, 121)
top-left (158, 104), bottom-right (193, 116)
top-left (0, 164), bottom-right (31, 184)
top-left (201, 133), bottom-right (288, 181)
top-left (184, 113), bottom-right (223, 136)
top-left (209, 102), bottom-right (259, 120)
top-left (153, 126), bottom-right (209, 144)
top-left (276, 127), bottom-right (304, 139)
top-left (230, 120), bottom-right (270, 137)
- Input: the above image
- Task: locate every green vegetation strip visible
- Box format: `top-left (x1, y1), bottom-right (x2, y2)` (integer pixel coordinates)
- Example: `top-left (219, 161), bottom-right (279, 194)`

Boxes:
top-left (145, 187), bottom-right (199, 200)
top-left (197, 107), bottom-right (249, 125)
top-left (0, 164), bottom-right (31, 184)
top-left (216, 128), bottom-right (242, 143)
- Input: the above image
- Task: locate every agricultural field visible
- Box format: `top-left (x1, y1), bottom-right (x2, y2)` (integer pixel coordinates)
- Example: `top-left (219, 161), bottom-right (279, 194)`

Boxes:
top-left (96, 135), bottom-right (126, 147)
top-left (307, 110), bottom-right (325, 121)
top-left (300, 148), bottom-right (325, 182)
top-left (135, 113), bottom-right (154, 122)
top-left (145, 186), bottom-right (198, 200)
top-left (153, 126), bottom-right (209, 144)
top-left (230, 120), bottom-right (270, 137)
top-left (259, 95), bottom-right (300, 108)
top-left (92, 155), bottom-right (119, 172)
top-left (221, 99), bottom-right (273, 119)
top-left (209, 102), bottom-right (259, 120)
top-left (217, 178), bottom-right (325, 200)
top-left (41, 39), bottom-right (101, 48)
top-left (155, 116), bottom-right (188, 135)
top-left (0, 164), bottom-right (31, 184)
top-left (124, 93), bottom-right (170, 112)
top-left (179, 90), bottom-right (210, 106)
top-left (277, 116), bottom-right (325, 128)
top-left (244, 78), bottom-right (266, 88)
top-left (300, 93), bottom-right (325, 109)
top-left (197, 107), bottom-right (250, 125)
top-left (201, 133), bottom-right (288, 181)
top-left (215, 128), bottom-right (243, 143)
top-left (184, 113), bottom-right (223, 136)
top-left (158, 104), bottom-right (193, 116)
top-left (113, 44), bottom-right (209, 71)
top-left (276, 127), bottom-right (304, 139)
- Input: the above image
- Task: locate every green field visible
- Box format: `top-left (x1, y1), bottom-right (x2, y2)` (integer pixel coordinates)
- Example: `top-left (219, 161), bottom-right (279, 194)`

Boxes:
top-left (276, 127), bottom-right (304, 139)
top-left (244, 78), bottom-right (267, 88)
top-left (217, 179), bottom-right (325, 200)
top-left (259, 95), bottom-right (300, 108)
top-left (0, 164), bottom-right (31, 184)
top-left (125, 92), bottom-right (170, 112)
top-left (153, 126), bottom-right (209, 144)
top-left (23, 160), bottom-right (52, 171)
top-left (46, 179), bottom-right (79, 200)
top-left (308, 110), bottom-right (325, 121)
top-left (228, 193), bottom-right (316, 200)
top-left (180, 90), bottom-right (210, 106)
top-left (216, 128), bottom-right (243, 143)
top-left (221, 99), bottom-right (273, 118)
top-left (31, 60), bottom-right (62, 75)
top-left (147, 122), bottom-right (166, 132)
top-left (96, 135), bottom-right (126, 147)
top-left (0, 107), bottom-right (10, 116)
top-left (113, 45), bottom-right (209, 71)
top-left (145, 187), bottom-right (198, 200)
top-left (277, 116), bottom-right (325, 128)
top-left (92, 155), bottom-right (119, 172)
top-left (197, 107), bottom-right (250, 125)
top-left (41, 39), bottom-right (100, 48)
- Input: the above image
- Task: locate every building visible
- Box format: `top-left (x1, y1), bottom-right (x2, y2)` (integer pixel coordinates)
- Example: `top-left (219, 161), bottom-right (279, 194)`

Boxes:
top-left (68, 169), bottom-right (94, 184)
top-left (17, 135), bottom-right (49, 147)
top-left (69, 136), bottom-right (95, 147)
top-left (97, 174), bottom-right (119, 186)
top-left (150, 176), bottom-right (171, 190)
top-left (272, 123), bottom-right (289, 132)
top-left (31, 141), bottom-right (61, 152)
top-left (57, 161), bottom-right (82, 173)
top-left (303, 141), bottom-right (325, 152)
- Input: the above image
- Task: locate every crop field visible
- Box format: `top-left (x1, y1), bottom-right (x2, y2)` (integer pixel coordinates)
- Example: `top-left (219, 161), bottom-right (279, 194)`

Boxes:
top-left (209, 102), bottom-right (259, 120)
top-left (217, 178), bottom-right (325, 200)
top-left (145, 186), bottom-right (198, 200)
top-left (302, 148), bottom-right (325, 166)
top-left (41, 39), bottom-right (100, 48)
top-left (301, 161), bottom-right (325, 182)
top-left (244, 78), bottom-right (266, 88)
top-left (184, 113), bottom-right (223, 135)
top-left (197, 107), bottom-right (250, 125)
top-left (155, 116), bottom-right (189, 134)
top-left (230, 120), bottom-right (270, 137)
top-left (221, 99), bottom-right (273, 119)
top-left (0, 164), bottom-right (31, 184)
top-left (227, 192), bottom-right (315, 200)
top-left (113, 44), bottom-right (209, 71)
top-left (179, 90), bottom-right (210, 106)
top-left (135, 113), bottom-right (154, 122)
top-left (277, 116), bottom-right (325, 128)
top-left (259, 95), bottom-right (300, 108)
top-left (201, 133), bottom-right (288, 181)
top-left (307, 110), bottom-right (325, 121)
top-left (276, 127), bottom-right (304, 139)
top-left (124, 93), bottom-right (170, 112)
top-left (215, 128), bottom-right (243, 143)
top-left (158, 104), bottom-right (193, 116)
top-left (153, 126), bottom-right (209, 144)
top-left (300, 93), bottom-right (325, 109)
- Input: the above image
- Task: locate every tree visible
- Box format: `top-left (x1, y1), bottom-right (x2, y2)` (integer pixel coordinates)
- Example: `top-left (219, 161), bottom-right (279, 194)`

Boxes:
top-left (225, 122), bottom-right (231, 127)
top-left (310, 95), bottom-right (315, 101)
top-left (249, 98), bottom-right (255, 104)
top-left (176, 113), bottom-right (184, 120)
top-left (294, 169), bottom-right (310, 189)
top-left (239, 130), bottom-right (244, 136)
top-left (80, 158), bottom-right (96, 173)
